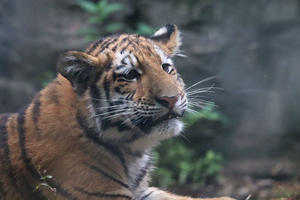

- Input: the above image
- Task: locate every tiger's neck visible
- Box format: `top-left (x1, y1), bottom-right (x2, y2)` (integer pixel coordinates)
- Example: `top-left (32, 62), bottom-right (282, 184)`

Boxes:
top-left (24, 75), bottom-right (154, 191)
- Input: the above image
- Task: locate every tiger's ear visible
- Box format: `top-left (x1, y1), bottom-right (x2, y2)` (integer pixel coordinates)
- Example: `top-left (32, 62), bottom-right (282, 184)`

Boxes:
top-left (150, 24), bottom-right (182, 56)
top-left (57, 51), bottom-right (99, 92)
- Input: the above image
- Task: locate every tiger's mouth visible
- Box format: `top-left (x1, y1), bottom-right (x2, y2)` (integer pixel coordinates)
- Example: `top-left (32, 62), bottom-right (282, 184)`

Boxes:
top-left (160, 111), bottom-right (184, 122)
top-left (133, 110), bottom-right (184, 133)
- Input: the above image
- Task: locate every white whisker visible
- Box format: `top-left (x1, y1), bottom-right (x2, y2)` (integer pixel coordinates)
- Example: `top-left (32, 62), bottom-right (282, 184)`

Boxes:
top-left (95, 108), bottom-right (134, 116)
top-left (122, 112), bottom-right (142, 125)
top-left (188, 98), bottom-right (214, 104)
top-left (185, 76), bottom-right (215, 91)
top-left (186, 107), bottom-right (199, 114)
top-left (100, 111), bottom-right (136, 120)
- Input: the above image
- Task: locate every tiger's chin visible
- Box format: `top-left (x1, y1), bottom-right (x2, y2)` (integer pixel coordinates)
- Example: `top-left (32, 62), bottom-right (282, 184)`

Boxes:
top-left (150, 118), bottom-right (184, 138)
top-left (126, 118), bottom-right (184, 153)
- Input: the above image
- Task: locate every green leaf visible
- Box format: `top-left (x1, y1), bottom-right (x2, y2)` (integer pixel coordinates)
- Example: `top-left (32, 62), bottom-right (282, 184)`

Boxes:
top-left (77, 1), bottom-right (97, 13)
top-left (97, 0), bottom-right (108, 10)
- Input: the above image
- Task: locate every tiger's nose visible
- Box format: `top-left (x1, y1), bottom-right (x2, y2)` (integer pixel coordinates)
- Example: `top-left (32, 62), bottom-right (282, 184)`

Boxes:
top-left (155, 95), bottom-right (179, 109)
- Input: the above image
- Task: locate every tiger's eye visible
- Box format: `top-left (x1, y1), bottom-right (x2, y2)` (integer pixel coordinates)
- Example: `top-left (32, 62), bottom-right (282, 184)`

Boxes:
top-left (162, 63), bottom-right (172, 74)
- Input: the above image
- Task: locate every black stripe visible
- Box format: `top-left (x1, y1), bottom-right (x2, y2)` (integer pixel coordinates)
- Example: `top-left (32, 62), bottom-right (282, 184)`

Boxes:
top-left (0, 114), bottom-right (22, 196)
top-left (90, 72), bottom-right (103, 129)
top-left (119, 37), bottom-right (128, 46)
top-left (115, 86), bottom-right (127, 94)
top-left (18, 109), bottom-right (36, 176)
top-left (134, 113), bottom-right (173, 134)
top-left (0, 114), bottom-right (38, 199)
top-left (103, 76), bottom-right (111, 101)
top-left (103, 38), bottom-right (119, 51)
top-left (76, 112), bottom-right (129, 176)
top-left (32, 94), bottom-right (41, 136)
top-left (120, 38), bottom-right (133, 55)
top-left (112, 72), bottom-right (117, 81)
top-left (105, 61), bottom-right (112, 71)
top-left (132, 158), bottom-right (152, 188)
top-left (96, 38), bottom-right (113, 54)
top-left (135, 55), bottom-right (142, 66)
top-left (100, 118), bottom-right (131, 132)
top-left (116, 65), bottom-right (126, 71)
top-left (126, 91), bottom-right (135, 100)
top-left (121, 41), bottom-right (132, 55)
top-left (74, 187), bottom-right (132, 199)
top-left (146, 46), bottom-right (153, 55)
top-left (86, 37), bottom-right (105, 54)
top-left (140, 191), bottom-right (154, 200)
top-left (121, 57), bottom-right (127, 65)
top-left (85, 163), bottom-right (129, 189)
top-left (17, 109), bottom-right (49, 200)
top-left (97, 36), bottom-right (120, 55)
top-left (134, 117), bottom-right (154, 134)
top-left (90, 74), bottom-right (131, 132)
top-left (17, 109), bottom-right (73, 200)
top-left (112, 44), bottom-right (118, 52)
top-left (90, 84), bottom-right (101, 108)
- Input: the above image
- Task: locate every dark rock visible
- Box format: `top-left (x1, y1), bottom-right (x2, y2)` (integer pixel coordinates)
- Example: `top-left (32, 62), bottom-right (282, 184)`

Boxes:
top-left (0, 78), bottom-right (36, 113)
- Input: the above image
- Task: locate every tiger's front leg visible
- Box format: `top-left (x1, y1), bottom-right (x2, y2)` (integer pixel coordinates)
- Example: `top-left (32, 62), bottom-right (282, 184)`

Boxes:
top-left (137, 187), bottom-right (236, 200)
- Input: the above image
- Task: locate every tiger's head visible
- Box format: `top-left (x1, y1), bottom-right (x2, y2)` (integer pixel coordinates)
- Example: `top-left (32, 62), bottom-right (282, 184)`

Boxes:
top-left (57, 24), bottom-right (187, 150)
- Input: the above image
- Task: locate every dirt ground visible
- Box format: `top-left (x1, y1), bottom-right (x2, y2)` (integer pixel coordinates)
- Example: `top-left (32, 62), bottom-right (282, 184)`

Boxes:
top-left (169, 159), bottom-right (300, 200)
top-left (170, 176), bottom-right (300, 200)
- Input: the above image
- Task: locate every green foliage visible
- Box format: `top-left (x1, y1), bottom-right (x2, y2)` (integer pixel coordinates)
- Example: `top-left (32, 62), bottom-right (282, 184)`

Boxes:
top-left (153, 141), bottom-right (223, 187)
top-left (78, 0), bottom-right (123, 41)
top-left (77, 0), bottom-right (154, 41)
top-left (183, 103), bottom-right (225, 128)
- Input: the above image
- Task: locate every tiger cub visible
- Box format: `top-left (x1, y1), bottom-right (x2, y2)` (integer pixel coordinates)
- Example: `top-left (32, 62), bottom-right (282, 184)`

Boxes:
top-left (0, 24), bottom-right (235, 200)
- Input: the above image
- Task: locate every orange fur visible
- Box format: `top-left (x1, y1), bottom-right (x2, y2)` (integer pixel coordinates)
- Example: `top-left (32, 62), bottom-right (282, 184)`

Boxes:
top-left (0, 24), bottom-right (234, 200)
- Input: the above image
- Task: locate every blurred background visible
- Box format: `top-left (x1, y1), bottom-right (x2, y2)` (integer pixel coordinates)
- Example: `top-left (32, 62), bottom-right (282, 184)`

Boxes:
top-left (0, 0), bottom-right (300, 199)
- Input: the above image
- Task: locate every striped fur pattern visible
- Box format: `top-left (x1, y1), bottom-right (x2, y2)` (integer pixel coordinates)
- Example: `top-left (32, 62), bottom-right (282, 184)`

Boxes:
top-left (0, 24), bottom-right (235, 200)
